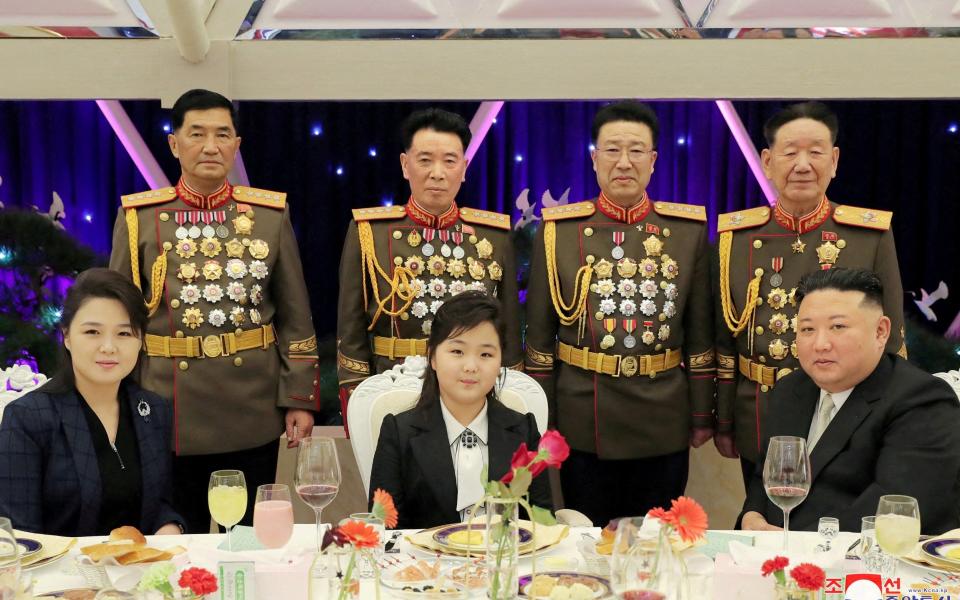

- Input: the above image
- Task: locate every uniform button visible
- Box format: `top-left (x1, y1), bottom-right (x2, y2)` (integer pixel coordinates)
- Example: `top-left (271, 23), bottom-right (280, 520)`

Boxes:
top-left (236, 328), bottom-right (244, 335)
top-left (469, 235), bottom-right (478, 244)
top-left (663, 228), bottom-right (671, 238)
top-left (755, 326), bottom-right (764, 335)
top-left (836, 239), bottom-right (847, 249)
top-left (753, 240), bottom-right (763, 249)
top-left (234, 357), bottom-right (243, 367)
top-left (756, 298), bottom-right (764, 306)
top-left (163, 242), bottom-right (173, 251)
top-left (393, 231), bottom-right (402, 240)
top-left (400, 312), bottom-right (409, 320)
top-left (754, 268), bottom-right (764, 277)
top-left (655, 344), bottom-right (663, 351)
top-left (761, 384), bottom-right (770, 393)
top-left (595, 311), bottom-right (604, 321)
top-left (242, 238), bottom-right (251, 246)
top-left (160, 212), bottom-right (170, 222)
top-left (179, 361), bottom-right (189, 371)
top-left (309, 394), bottom-right (315, 402)
top-left (313, 379), bottom-right (319, 386)
top-left (175, 330), bottom-right (184, 338)
top-left (585, 255), bottom-right (595, 264)
top-left (759, 355), bottom-right (766, 363)
top-left (659, 314), bottom-right (666, 322)
top-left (394, 257), bottom-right (403, 266)
top-left (170, 299), bottom-right (181, 309)
top-left (584, 227), bottom-right (594, 237)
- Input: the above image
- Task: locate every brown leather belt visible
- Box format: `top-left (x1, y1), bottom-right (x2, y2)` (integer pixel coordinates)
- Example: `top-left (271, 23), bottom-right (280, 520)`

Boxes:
top-left (372, 336), bottom-right (427, 360)
top-left (738, 354), bottom-right (794, 388)
top-left (145, 324), bottom-right (275, 359)
top-left (557, 341), bottom-right (681, 378)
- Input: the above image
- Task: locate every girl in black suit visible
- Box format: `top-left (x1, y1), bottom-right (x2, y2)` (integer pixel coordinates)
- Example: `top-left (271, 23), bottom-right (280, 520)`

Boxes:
top-left (369, 292), bottom-right (551, 529)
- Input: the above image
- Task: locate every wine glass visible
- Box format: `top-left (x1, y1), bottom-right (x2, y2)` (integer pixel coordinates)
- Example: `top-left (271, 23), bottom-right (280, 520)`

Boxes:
top-left (208, 469), bottom-right (247, 551)
top-left (875, 495), bottom-right (921, 575)
top-left (815, 517), bottom-right (839, 553)
top-left (609, 516), bottom-right (669, 600)
top-left (295, 436), bottom-right (342, 552)
top-left (763, 436), bottom-right (811, 550)
top-left (254, 484), bottom-right (295, 549)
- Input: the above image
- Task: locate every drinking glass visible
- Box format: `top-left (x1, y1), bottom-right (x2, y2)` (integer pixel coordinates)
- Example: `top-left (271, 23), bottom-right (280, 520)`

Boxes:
top-left (208, 469), bottom-right (247, 551)
top-left (295, 436), bottom-right (342, 552)
top-left (815, 517), bottom-right (839, 552)
top-left (875, 495), bottom-right (921, 575)
top-left (609, 516), bottom-right (673, 600)
top-left (763, 436), bottom-right (811, 551)
top-left (0, 517), bottom-right (20, 599)
top-left (860, 515), bottom-right (894, 573)
top-left (254, 483), bottom-right (295, 549)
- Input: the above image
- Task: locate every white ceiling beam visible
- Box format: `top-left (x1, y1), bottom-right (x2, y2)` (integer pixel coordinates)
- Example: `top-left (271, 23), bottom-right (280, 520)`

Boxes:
top-left (0, 38), bottom-right (958, 100)
top-left (166, 0), bottom-right (210, 62)
top-left (205, 0), bottom-right (255, 40)
top-left (136, 0), bottom-right (173, 36)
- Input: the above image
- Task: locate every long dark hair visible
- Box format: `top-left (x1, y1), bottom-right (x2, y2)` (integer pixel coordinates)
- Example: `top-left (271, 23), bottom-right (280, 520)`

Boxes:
top-left (417, 291), bottom-right (506, 413)
top-left (43, 268), bottom-right (148, 394)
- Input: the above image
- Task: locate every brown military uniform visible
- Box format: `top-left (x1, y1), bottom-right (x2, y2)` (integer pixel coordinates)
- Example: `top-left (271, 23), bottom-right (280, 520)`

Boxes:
top-left (109, 179), bottom-right (319, 456)
top-left (336, 197), bottom-right (522, 428)
top-left (715, 197), bottom-right (905, 464)
top-left (525, 194), bottom-right (716, 459)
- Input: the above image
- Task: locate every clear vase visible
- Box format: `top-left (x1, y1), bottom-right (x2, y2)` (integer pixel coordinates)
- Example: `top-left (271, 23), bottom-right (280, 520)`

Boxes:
top-left (773, 583), bottom-right (819, 600)
top-left (485, 497), bottom-right (520, 600)
top-left (611, 521), bottom-right (688, 600)
top-left (311, 547), bottom-right (360, 600)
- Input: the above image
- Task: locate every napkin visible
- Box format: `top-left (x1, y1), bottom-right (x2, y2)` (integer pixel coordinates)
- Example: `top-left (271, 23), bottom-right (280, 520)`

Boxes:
top-left (904, 528), bottom-right (960, 569)
top-left (13, 529), bottom-right (76, 566)
top-left (728, 538), bottom-right (846, 570)
top-left (216, 526), bottom-right (265, 551)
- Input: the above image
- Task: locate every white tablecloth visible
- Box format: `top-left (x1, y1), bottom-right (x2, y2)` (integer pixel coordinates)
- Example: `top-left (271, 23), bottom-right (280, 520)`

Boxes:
top-left (24, 525), bottom-right (942, 599)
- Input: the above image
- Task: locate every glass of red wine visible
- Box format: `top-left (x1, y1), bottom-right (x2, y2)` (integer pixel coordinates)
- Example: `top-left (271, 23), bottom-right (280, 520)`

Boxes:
top-left (763, 436), bottom-right (811, 551)
top-left (295, 436), bottom-right (341, 552)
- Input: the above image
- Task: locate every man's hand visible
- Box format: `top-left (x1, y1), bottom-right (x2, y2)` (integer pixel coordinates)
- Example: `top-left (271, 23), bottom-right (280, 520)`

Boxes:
top-left (155, 523), bottom-right (182, 535)
top-left (690, 427), bottom-right (713, 448)
top-left (286, 409), bottom-right (315, 448)
top-left (714, 432), bottom-right (739, 458)
top-left (741, 511), bottom-right (783, 531)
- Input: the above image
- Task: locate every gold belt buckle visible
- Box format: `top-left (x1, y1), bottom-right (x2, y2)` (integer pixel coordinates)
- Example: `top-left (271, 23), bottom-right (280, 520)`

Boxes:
top-left (202, 334), bottom-right (223, 358)
top-left (620, 355), bottom-right (639, 377)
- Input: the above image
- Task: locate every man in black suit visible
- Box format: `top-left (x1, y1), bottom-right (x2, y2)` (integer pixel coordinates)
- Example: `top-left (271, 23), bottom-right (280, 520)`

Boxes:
top-left (740, 267), bottom-right (960, 535)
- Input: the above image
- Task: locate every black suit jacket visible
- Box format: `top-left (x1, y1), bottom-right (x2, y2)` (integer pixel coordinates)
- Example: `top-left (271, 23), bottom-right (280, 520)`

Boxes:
top-left (741, 353), bottom-right (960, 535)
top-left (369, 399), bottom-right (553, 530)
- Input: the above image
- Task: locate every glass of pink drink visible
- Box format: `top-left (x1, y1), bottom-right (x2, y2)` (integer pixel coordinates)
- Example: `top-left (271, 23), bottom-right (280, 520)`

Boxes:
top-left (254, 484), bottom-right (295, 549)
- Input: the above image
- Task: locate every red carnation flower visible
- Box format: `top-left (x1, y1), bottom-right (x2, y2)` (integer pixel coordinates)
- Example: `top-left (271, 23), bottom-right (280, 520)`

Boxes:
top-left (179, 567), bottom-right (219, 596)
top-left (790, 563), bottom-right (826, 591)
top-left (761, 556), bottom-right (789, 577)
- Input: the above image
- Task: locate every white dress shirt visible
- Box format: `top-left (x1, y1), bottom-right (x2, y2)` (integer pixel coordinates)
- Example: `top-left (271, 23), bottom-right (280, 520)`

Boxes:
top-left (440, 400), bottom-right (489, 518)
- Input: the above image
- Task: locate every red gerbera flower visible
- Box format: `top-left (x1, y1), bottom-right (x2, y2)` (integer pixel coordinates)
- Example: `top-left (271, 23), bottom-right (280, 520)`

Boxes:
top-left (666, 496), bottom-right (708, 543)
top-left (339, 519), bottom-right (380, 549)
top-left (646, 507), bottom-right (670, 523)
top-left (761, 556), bottom-right (789, 577)
top-left (372, 488), bottom-right (399, 529)
top-left (790, 563), bottom-right (826, 591)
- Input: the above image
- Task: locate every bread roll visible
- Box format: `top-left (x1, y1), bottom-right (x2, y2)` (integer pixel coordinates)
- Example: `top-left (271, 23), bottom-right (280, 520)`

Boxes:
top-left (110, 525), bottom-right (147, 545)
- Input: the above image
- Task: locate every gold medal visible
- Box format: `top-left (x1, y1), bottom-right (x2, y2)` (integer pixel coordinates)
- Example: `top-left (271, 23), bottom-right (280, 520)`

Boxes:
top-left (426, 255), bottom-right (447, 276)
top-left (175, 239), bottom-right (197, 259)
top-left (249, 239), bottom-right (270, 260)
top-left (768, 338), bottom-right (789, 361)
top-left (446, 258), bottom-right (466, 279)
top-left (182, 308), bottom-right (203, 330)
top-left (593, 258), bottom-right (614, 279)
top-left (600, 334), bottom-right (616, 350)
top-left (200, 237), bottom-right (222, 258)
top-left (233, 213), bottom-right (254, 235)
top-left (229, 306), bottom-right (245, 326)
top-left (791, 340), bottom-right (798, 358)
top-left (768, 313), bottom-right (789, 335)
top-left (816, 241), bottom-right (840, 267)
top-left (641, 330), bottom-right (656, 345)
top-left (407, 229), bottom-right (422, 247)
top-left (790, 315), bottom-right (798, 333)
top-left (475, 238), bottom-right (494, 259)
top-left (658, 324), bottom-right (670, 341)
top-left (487, 261), bottom-right (503, 281)
top-left (634, 258), bottom-right (655, 279)
top-left (467, 257), bottom-right (486, 280)
top-left (619, 257), bottom-right (640, 279)
top-left (225, 238), bottom-right (245, 258)
top-left (659, 255), bottom-right (679, 280)
top-left (767, 287), bottom-right (788, 310)
top-left (177, 262), bottom-right (199, 283)
top-left (404, 255), bottom-right (425, 277)
top-left (642, 234), bottom-right (663, 257)
top-left (202, 260), bottom-right (223, 281)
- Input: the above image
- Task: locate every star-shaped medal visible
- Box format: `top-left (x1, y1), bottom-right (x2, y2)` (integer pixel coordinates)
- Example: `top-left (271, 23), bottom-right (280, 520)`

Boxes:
top-left (791, 239), bottom-right (806, 254)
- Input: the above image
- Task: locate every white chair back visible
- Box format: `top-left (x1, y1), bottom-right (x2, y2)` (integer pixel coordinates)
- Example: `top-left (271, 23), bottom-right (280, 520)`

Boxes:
top-left (934, 369), bottom-right (960, 402)
top-left (347, 357), bottom-right (549, 496)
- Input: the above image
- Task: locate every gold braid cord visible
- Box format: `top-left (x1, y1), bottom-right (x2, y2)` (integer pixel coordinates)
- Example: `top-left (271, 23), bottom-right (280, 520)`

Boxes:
top-left (357, 221), bottom-right (416, 330)
top-left (718, 231), bottom-right (761, 336)
top-left (544, 222), bottom-right (593, 325)
top-left (125, 209), bottom-right (167, 317)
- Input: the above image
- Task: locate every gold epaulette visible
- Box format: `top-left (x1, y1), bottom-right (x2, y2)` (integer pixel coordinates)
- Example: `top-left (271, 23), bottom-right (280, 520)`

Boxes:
top-left (832, 204), bottom-right (893, 231)
top-left (233, 186), bottom-right (286, 209)
top-left (121, 187), bottom-right (177, 209)
top-left (717, 206), bottom-right (772, 233)
top-left (459, 207), bottom-right (511, 231)
top-left (352, 205), bottom-right (406, 221)
top-left (542, 201), bottom-right (595, 221)
top-left (653, 201), bottom-right (706, 222)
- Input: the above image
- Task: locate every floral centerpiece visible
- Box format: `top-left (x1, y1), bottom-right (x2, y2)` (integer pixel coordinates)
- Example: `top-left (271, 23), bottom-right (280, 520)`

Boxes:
top-left (467, 430), bottom-right (570, 600)
top-left (137, 563), bottom-right (218, 599)
top-left (761, 556), bottom-right (826, 600)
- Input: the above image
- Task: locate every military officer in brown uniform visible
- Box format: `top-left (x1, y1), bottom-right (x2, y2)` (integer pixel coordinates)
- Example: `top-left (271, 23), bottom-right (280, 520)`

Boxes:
top-left (714, 101), bottom-right (905, 481)
top-left (337, 108), bottom-right (522, 431)
top-left (525, 101), bottom-right (716, 526)
top-left (109, 89), bottom-right (318, 533)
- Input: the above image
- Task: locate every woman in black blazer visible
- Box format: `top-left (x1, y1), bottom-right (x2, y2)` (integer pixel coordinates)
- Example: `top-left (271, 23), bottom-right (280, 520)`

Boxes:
top-left (0, 268), bottom-right (183, 536)
top-left (369, 292), bottom-right (552, 529)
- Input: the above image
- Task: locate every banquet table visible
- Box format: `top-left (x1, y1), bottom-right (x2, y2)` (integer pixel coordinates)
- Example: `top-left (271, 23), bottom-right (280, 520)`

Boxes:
top-left (24, 524), bottom-right (950, 599)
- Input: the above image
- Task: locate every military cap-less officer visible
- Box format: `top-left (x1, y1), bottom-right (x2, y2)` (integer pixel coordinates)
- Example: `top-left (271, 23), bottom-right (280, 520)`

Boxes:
top-left (525, 102), bottom-right (716, 527)
top-left (714, 102), bottom-right (905, 475)
top-left (336, 109), bottom-right (522, 431)
top-left (109, 89), bottom-right (317, 533)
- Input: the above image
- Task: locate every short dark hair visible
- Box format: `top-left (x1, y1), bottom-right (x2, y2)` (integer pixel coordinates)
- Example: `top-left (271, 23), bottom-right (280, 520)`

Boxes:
top-left (417, 291), bottom-right (505, 411)
top-left (170, 89), bottom-right (238, 133)
top-left (400, 108), bottom-right (471, 153)
top-left (763, 101), bottom-right (839, 147)
top-left (591, 101), bottom-right (660, 146)
top-left (44, 268), bottom-right (148, 393)
top-left (795, 267), bottom-right (884, 309)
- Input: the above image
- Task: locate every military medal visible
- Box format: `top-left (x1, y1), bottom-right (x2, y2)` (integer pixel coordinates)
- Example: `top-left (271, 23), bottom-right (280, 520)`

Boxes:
top-left (639, 279), bottom-right (658, 299)
top-left (664, 282), bottom-right (678, 300)
top-left (617, 278), bottom-right (637, 298)
top-left (200, 237), bottom-right (222, 258)
top-left (249, 284), bottom-right (263, 306)
top-left (767, 287), bottom-right (788, 310)
top-left (452, 231), bottom-right (465, 260)
top-left (214, 210), bottom-right (229, 238)
top-left (188, 211), bottom-right (202, 239)
top-left (660, 255), bottom-right (679, 280)
top-left (642, 234), bottom-right (663, 257)
top-left (467, 257), bottom-right (485, 280)
top-left (430, 300), bottom-right (444, 314)
top-left (208, 308), bottom-right (227, 327)
top-left (182, 308), bottom-right (203, 329)
top-left (487, 261), bottom-right (503, 281)
top-left (249, 260), bottom-right (269, 280)
top-left (226, 281), bottom-right (246, 303)
top-left (768, 338), bottom-right (789, 361)
top-left (422, 320), bottom-right (432, 335)
top-left (407, 229), bottom-right (422, 248)
top-left (599, 298), bottom-right (617, 316)
top-left (180, 284), bottom-right (201, 305)
top-left (421, 229), bottom-right (436, 257)
top-left (449, 280), bottom-right (467, 296)
top-left (428, 278), bottom-right (447, 298)
top-left (641, 321), bottom-right (656, 345)
top-left (202, 283), bottom-right (224, 303)
top-left (619, 298), bottom-right (637, 316)
top-left (177, 262), bottom-right (199, 283)
top-left (249, 239), bottom-right (270, 260)
top-left (411, 301), bottom-right (429, 319)
top-left (202, 260), bottom-right (222, 281)
top-left (816, 233), bottom-right (840, 269)
top-left (233, 210), bottom-right (254, 235)
top-left (225, 238), bottom-right (245, 258)
top-left (791, 340), bottom-right (798, 358)
top-left (426, 255), bottom-right (447, 277)
top-left (611, 232), bottom-right (625, 260)
top-left (249, 308), bottom-right (262, 325)
top-left (229, 306), bottom-right (245, 326)
top-left (438, 230), bottom-right (452, 258)
top-left (446, 258), bottom-right (466, 279)
top-left (175, 239), bottom-right (197, 259)
top-left (768, 312), bottom-right (789, 335)
top-left (174, 212), bottom-right (189, 240)
top-left (593, 258), bottom-right (614, 279)
top-left (662, 300), bottom-right (677, 318)
top-left (201, 212), bottom-right (216, 239)
top-left (636, 258), bottom-right (656, 279)
top-left (639, 299), bottom-right (656, 316)
top-left (791, 233), bottom-right (806, 254)
top-left (475, 238), bottom-right (493, 259)
top-left (404, 256), bottom-right (425, 277)
top-left (226, 258), bottom-right (247, 279)
top-left (658, 324), bottom-right (671, 341)
top-left (770, 257), bottom-right (784, 288)
top-left (600, 318), bottom-right (617, 350)
top-left (622, 319), bottom-right (637, 349)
